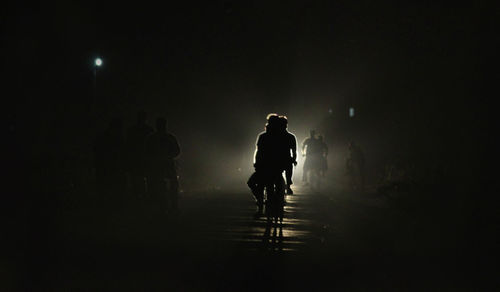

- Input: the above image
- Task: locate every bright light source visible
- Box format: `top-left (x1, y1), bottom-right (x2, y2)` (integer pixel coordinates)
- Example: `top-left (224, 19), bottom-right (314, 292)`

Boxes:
top-left (328, 108), bottom-right (333, 114)
top-left (349, 107), bottom-right (355, 117)
top-left (95, 58), bottom-right (103, 66)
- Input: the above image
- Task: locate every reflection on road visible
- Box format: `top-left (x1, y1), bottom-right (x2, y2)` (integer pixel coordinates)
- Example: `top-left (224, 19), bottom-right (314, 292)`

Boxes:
top-left (196, 187), bottom-right (313, 252)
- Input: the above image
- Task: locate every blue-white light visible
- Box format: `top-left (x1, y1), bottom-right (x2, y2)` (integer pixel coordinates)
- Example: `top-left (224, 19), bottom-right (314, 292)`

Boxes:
top-left (95, 58), bottom-right (103, 66)
top-left (349, 107), bottom-right (355, 117)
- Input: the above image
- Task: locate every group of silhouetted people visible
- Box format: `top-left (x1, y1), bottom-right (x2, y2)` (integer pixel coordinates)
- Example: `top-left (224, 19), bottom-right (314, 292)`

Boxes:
top-left (246, 113), bottom-right (366, 203)
top-left (93, 111), bottom-right (180, 214)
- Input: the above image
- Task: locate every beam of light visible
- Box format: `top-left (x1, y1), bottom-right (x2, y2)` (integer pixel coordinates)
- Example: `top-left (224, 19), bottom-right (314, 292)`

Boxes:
top-left (95, 58), bottom-right (103, 67)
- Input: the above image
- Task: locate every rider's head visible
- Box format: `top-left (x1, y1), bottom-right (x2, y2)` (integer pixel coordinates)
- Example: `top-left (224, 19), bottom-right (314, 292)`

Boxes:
top-left (156, 117), bottom-right (167, 132)
top-left (266, 113), bottom-right (278, 121)
top-left (266, 114), bottom-right (280, 132)
top-left (278, 115), bottom-right (288, 131)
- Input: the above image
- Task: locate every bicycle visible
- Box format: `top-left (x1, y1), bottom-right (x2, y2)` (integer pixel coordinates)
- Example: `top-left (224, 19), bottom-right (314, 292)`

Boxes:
top-left (264, 172), bottom-right (286, 226)
top-left (308, 167), bottom-right (321, 190)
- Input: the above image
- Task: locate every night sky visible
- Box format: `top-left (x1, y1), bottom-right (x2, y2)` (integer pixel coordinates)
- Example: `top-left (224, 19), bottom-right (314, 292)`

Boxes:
top-left (4, 1), bottom-right (489, 187)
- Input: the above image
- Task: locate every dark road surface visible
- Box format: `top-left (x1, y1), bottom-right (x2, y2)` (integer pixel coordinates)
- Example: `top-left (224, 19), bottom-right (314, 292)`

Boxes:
top-left (10, 184), bottom-right (496, 291)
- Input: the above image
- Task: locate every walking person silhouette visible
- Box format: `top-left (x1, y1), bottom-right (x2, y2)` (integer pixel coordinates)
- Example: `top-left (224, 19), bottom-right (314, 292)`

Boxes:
top-left (145, 117), bottom-right (181, 215)
top-left (126, 110), bottom-right (153, 198)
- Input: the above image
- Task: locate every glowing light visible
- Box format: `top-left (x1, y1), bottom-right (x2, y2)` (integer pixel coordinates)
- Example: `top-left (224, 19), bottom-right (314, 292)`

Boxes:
top-left (95, 58), bottom-right (103, 66)
top-left (349, 107), bottom-right (355, 117)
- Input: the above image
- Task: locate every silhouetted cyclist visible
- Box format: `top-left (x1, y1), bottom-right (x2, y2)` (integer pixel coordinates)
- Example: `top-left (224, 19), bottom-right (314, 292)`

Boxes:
top-left (317, 135), bottom-right (328, 178)
top-left (247, 116), bottom-right (273, 210)
top-left (346, 141), bottom-right (365, 191)
top-left (278, 116), bottom-right (297, 194)
top-left (126, 110), bottom-right (153, 198)
top-left (248, 114), bottom-right (291, 211)
top-left (145, 117), bottom-right (180, 214)
top-left (302, 130), bottom-right (322, 184)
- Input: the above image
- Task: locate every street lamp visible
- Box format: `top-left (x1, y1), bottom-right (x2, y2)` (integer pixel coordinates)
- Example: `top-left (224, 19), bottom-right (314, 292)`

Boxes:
top-left (95, 58), bottom-right (103, 67)
top-left (93, 57), bottom-right (103, 90)
top-left (92, 57), bottom-right (103, 111)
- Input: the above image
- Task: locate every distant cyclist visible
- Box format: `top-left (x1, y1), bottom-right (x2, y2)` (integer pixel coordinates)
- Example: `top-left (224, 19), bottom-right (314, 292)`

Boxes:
top-left (317, 135), bottom-right (328, 178)
top-left (346, 141), bottom-right (365, 191)
top-left (302, 130), bottom-right (322, 185)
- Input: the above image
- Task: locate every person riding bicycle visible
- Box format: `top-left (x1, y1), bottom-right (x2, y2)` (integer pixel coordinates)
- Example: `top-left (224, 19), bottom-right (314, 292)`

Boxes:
top-left (302, 130), bottom-right (323, 185)
top-left (346, 141), bottom-right (365, 191)
top-left (278, 116), bottom-right (298, 194)
top-left (248, 114), bottom-right (291, 211)
top-left (317, 135), bottom-right (328, 178)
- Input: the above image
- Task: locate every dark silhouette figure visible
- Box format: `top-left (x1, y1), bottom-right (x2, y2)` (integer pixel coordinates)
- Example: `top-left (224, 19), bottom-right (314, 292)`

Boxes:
top-left (145, 117), bottom-right (181, 214)
top-left (126, 110), bottom-right (153, 198)
top-left (317, 135), bottom-right (328, 178)
top-left (302, 130), bottom-right (322, 184)
top-left (248, 114), bottom-right (290, 219)
top-left (346, 141), bottom-right (365, 191)
top-left (93, 118), bottom-right (126, 197)
top-left (278, 116), bottom-right (297, 195)
top-left (247, 117), bottom-right (274, 211)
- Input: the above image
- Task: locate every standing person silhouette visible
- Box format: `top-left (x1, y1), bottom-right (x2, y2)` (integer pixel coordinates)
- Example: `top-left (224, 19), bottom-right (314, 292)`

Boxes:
top-left (145, 117), bottom-right (181, 214)
top-left (126, 110), bottom-right (153, 198)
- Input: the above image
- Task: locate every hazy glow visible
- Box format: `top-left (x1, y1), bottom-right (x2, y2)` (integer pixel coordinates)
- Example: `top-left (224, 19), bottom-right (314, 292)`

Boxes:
top-left (95, 58), bottom-right (103, 66)
top-left (349, 107), bottom-right (355, 117)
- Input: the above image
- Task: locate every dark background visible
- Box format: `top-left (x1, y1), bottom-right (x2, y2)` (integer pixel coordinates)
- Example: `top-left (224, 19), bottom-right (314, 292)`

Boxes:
top-left (5, 1), bottom-right (489, 185)
top-left (2, 1), bottom-right (495, 289)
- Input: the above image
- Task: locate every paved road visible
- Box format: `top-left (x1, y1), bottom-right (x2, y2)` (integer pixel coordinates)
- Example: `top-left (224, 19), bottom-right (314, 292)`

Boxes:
top-left (15, 184), bottom-right (490, 291)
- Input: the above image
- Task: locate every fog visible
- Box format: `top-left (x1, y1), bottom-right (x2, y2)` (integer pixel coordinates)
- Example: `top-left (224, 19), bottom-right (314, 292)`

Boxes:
top-left (6, 2), bottom-right (486, 195)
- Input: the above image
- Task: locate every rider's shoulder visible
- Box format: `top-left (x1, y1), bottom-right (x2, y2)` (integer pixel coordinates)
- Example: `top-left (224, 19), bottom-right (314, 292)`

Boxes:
top-left (256, 131), bottom-right (268, 143)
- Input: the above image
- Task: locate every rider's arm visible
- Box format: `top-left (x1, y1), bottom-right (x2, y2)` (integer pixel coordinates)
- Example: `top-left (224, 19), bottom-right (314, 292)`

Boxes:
top-left (301, 139), bottom-right (307, 156)
top-left (291, 135), bottom-right (297, 163)
top-left (254, 134), bottom-right (263, 167)
top-left (169, 135), bottom-right (181, 158)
